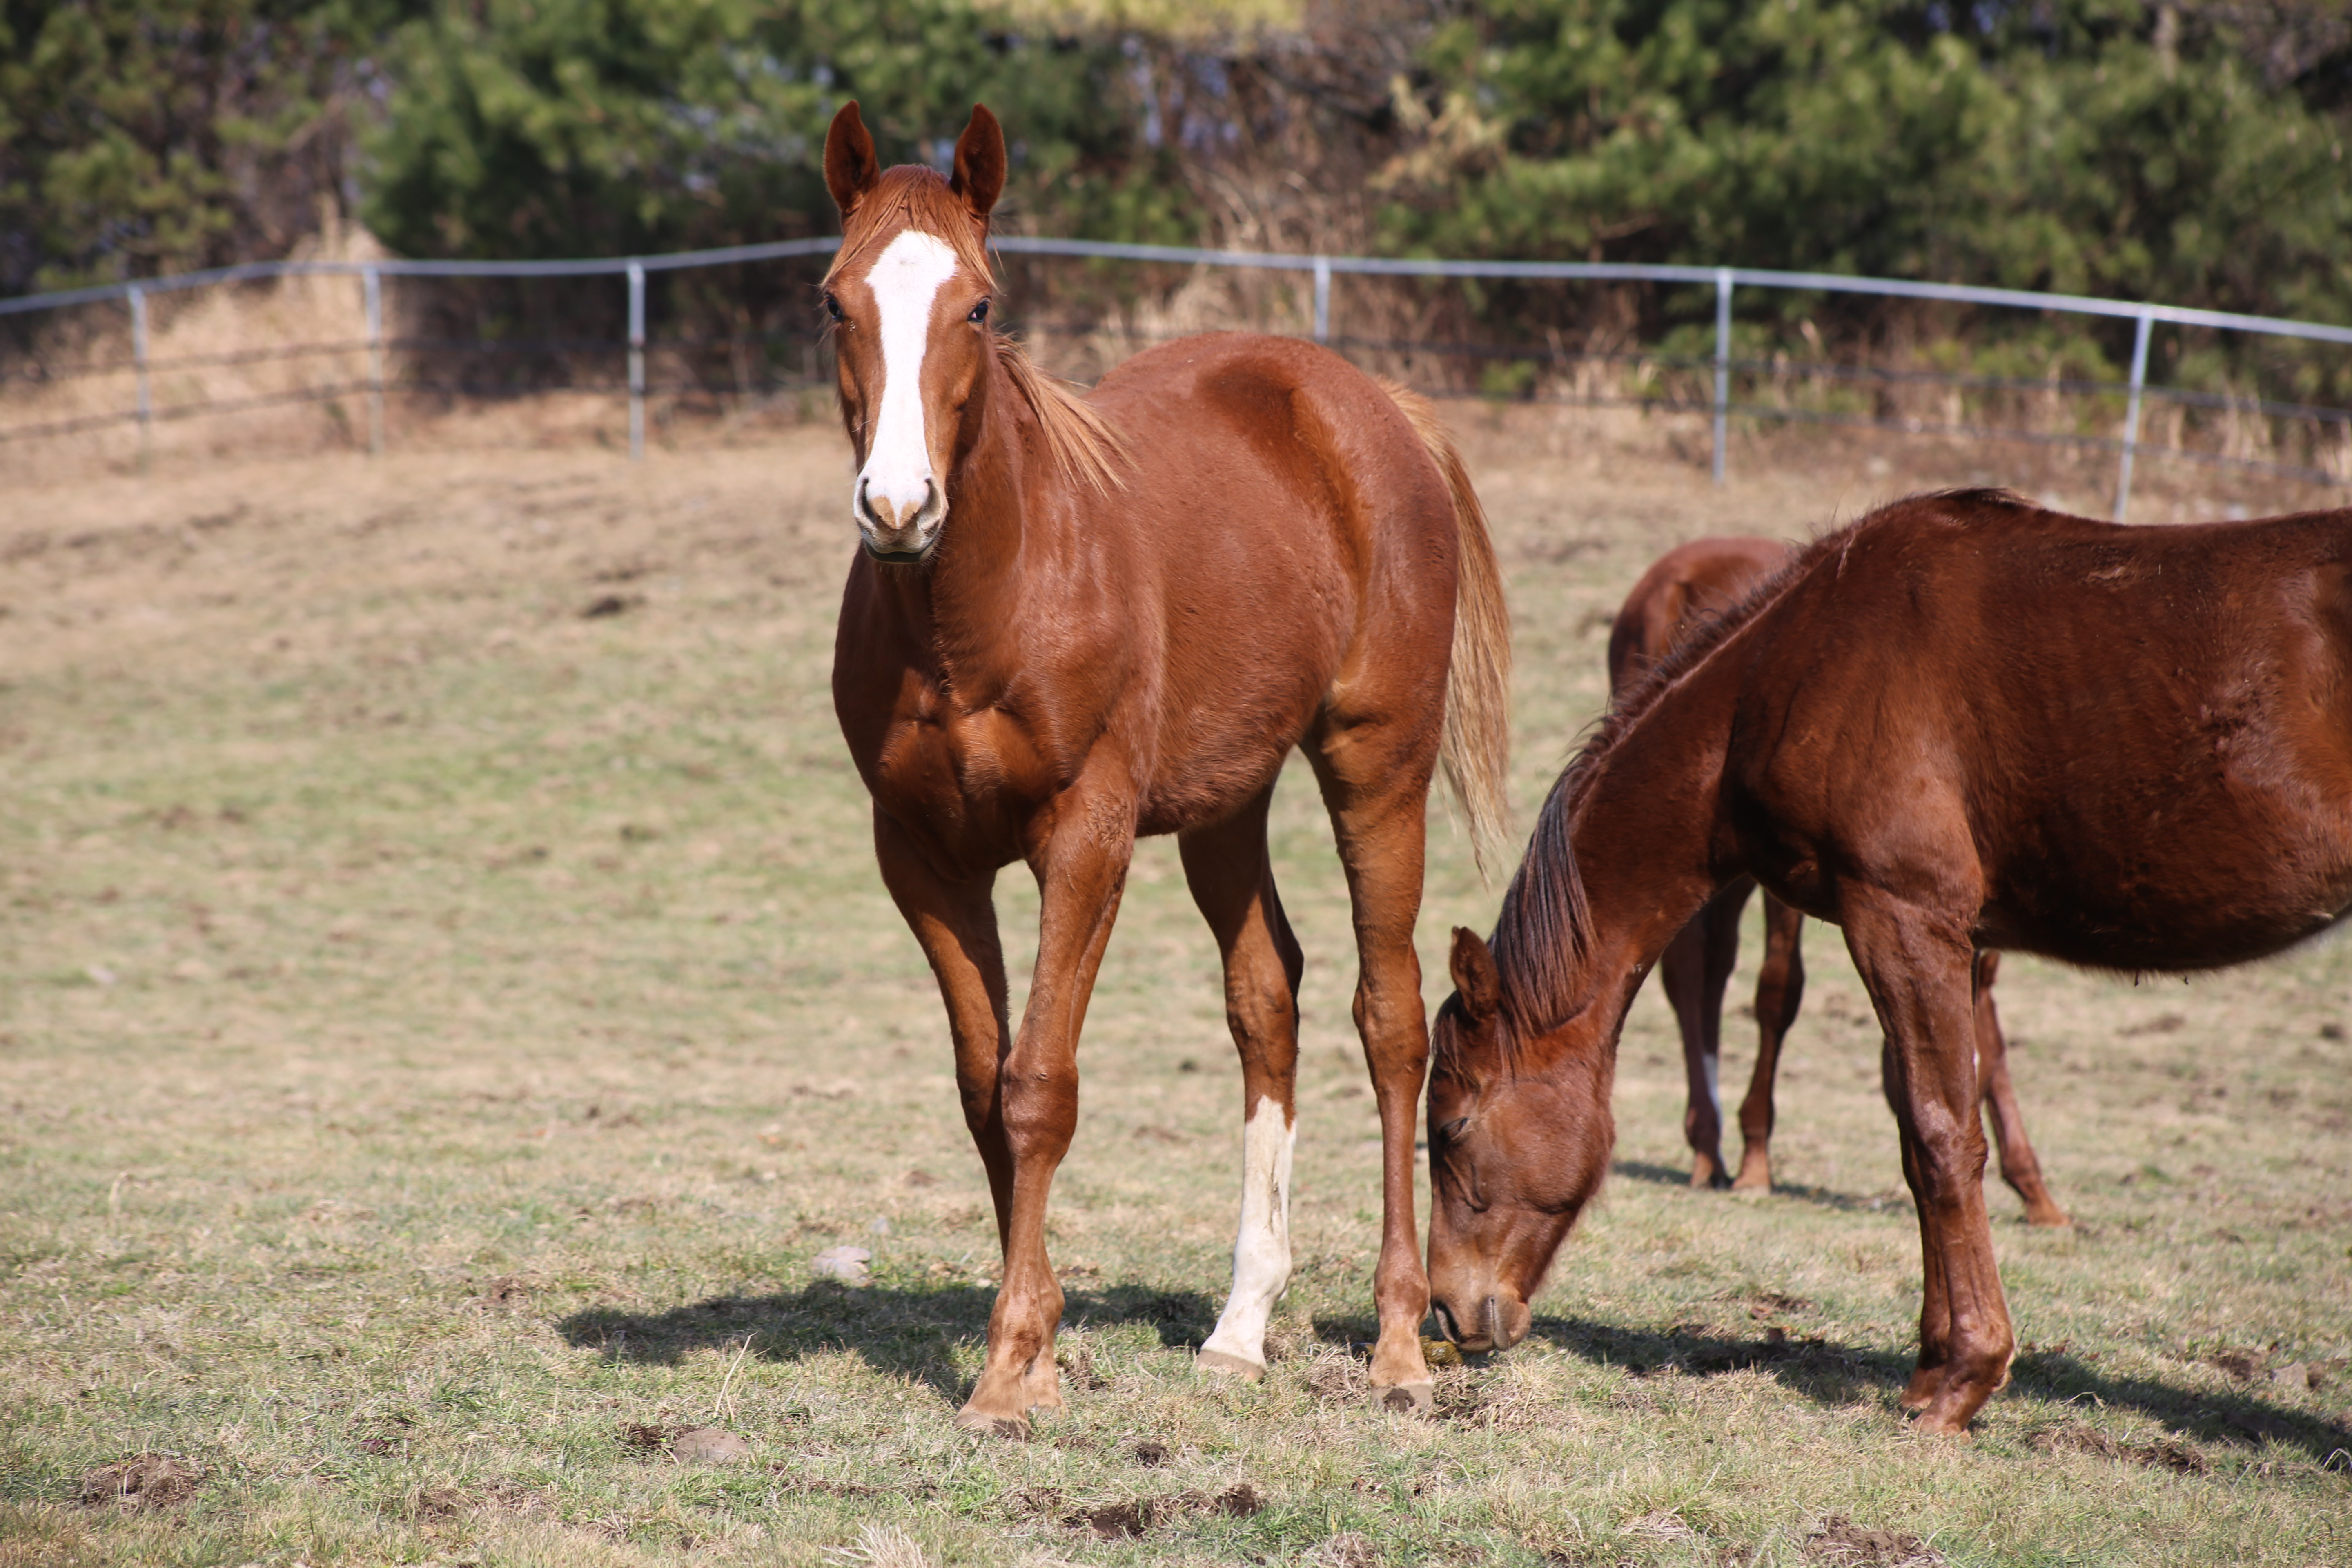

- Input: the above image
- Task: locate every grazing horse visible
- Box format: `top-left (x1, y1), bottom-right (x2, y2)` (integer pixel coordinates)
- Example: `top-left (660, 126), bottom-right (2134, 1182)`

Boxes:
top-left (1610, 537), bottom-right (2067, 1225)
top-left (820, 102), bottom-right (1512, 1433)
top-left (1426, 490), bottom-right (2352, 1434)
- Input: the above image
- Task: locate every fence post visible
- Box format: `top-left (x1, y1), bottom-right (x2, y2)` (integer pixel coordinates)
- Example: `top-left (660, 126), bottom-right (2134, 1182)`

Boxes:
top-left (1713, 268), bottom-right (1732, 486)
top-left (128, 283), bottom-right (153, 470)
top-left (1312, 255), bottom-right (1331, 344)
top-left (363, 266), bottom-right (385, 457)
top-left (627, 261), bottom-right (646, 461)
top-left (2114, 310), bottom-right (2153, 521)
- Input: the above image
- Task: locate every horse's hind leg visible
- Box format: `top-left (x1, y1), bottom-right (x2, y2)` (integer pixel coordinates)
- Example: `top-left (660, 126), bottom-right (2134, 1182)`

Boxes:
top-left (1733, 893), bottom-right (1806, 1192)
top-left (1307, 729), bottom-right (1437, 1412)
top-left (1180, 788), bottom-right (1304, 1381)
top-left (1664, 881), bottom-right (1751, 1188)
top-left (1971, 951), bottom-right (2068, 1227)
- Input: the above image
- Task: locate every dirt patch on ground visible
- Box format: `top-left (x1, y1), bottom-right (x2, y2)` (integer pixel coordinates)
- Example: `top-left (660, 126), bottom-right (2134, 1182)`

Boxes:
top-left (77, 1454), bottom-right (203, 1510)
top-left (2029, 1423), bottom-right (2210, 1473)
top-left (1803, 1516), bottom-right (1947, 1566)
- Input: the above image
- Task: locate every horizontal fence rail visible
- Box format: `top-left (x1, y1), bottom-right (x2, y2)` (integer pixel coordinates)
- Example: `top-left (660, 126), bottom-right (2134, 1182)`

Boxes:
top-left (6, 237), bottom-right (2351, 515)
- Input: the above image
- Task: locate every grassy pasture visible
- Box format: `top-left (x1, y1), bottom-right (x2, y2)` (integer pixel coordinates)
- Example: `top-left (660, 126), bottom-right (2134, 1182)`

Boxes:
top-left (2, 415), bottom-right (2350, 1568)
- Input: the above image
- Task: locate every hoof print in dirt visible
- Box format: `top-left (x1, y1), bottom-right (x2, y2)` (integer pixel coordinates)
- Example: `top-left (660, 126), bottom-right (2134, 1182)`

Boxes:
top-left (78, 1455), bottom-right (203, 1511)
top-left (670, 1427), bottom-right (751, 1465)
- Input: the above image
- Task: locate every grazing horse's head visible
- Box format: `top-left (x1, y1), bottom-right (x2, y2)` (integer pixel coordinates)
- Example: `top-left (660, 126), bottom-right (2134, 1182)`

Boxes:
top-left (1424, 927), bottom-right (1615, 1353)
top-left (821, 101), bottom-right (1006, 564)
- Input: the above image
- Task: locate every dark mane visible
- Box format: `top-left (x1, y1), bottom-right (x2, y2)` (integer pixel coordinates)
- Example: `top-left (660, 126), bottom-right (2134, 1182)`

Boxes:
top-left (1479, 489), bottom-right (2037, 1044)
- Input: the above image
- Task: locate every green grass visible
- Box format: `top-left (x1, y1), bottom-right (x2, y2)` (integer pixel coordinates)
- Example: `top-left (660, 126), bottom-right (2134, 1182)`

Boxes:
top-left (2, 425), bottom-right (2349, 1566)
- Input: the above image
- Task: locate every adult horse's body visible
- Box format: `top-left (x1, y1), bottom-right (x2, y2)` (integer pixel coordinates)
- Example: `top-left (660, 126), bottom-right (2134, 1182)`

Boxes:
top-left (1610, 537), bottom-right (2067, 1225)
top-left (1428, 491), bottom-right (2352, 1434)
top-left (820, 104), bottom-right (1510, 1433)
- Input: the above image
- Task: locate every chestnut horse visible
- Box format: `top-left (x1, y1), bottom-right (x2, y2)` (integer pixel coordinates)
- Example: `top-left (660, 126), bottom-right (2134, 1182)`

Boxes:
top-left (1428, 490), bottom-right (2352, 1434)
top-left (1611, 537), bottom-right (2067, 1225)
top-left (820, 103), bottom-right (1511, 1433)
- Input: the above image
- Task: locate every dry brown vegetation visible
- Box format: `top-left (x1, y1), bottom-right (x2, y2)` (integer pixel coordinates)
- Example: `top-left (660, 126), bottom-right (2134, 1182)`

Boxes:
top-left (2, 402), bottom-right (2349, 1566)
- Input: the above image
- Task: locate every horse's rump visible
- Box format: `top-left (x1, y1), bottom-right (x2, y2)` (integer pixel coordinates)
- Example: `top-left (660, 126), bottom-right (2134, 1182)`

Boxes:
top-left (1081, 335), bottom-right (1507, 842)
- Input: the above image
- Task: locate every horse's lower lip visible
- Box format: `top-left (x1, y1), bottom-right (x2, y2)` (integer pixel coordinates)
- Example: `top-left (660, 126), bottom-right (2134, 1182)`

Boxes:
top-left (861, 539), bottom-right (931, 565)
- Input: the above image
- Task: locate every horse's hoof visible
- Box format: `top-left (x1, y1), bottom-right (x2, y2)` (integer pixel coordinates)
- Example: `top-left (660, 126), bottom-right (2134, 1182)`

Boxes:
top-left (953, 1407), bottom-right (1030, 1441)
top-left (1370, 1380), bottom-right (1434, 1417)
top-left (1195, 1347), bottom-right (1267, 1382)
top-left (1896, 1368), bottom-right (1944, 1412)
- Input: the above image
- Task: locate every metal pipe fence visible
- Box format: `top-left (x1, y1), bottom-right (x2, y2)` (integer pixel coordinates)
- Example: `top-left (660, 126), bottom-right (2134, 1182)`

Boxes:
top-left (6, 234), bottom-right (2352, 517)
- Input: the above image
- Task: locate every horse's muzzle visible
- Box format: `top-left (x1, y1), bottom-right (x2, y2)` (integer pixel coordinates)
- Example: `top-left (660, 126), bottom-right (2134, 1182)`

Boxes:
top-left (1430, 1291), bottom-right (1529, 1353)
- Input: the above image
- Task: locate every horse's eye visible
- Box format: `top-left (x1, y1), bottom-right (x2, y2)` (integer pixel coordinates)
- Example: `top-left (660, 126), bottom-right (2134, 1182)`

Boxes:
top-left (967, 298), bottom-right (990, 324)
top-left (822, 292), bottom-right (844, 322)
top-left (1437, 1117), bottom-right (1469, 1143)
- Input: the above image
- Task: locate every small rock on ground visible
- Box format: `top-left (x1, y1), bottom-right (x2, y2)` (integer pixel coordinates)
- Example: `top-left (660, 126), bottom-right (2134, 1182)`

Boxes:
top-left (811, 1245), bottom-right (872, 1283)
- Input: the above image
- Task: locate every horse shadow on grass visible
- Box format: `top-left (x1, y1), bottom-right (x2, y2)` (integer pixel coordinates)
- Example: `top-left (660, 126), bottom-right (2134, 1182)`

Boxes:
top-left (557, 1281), bottom-right (1219, 1405)
top-left (1612, 1159), bottom-right (1911, 1216)
top-left (1530, 1315), bottom-right (2352, 1464)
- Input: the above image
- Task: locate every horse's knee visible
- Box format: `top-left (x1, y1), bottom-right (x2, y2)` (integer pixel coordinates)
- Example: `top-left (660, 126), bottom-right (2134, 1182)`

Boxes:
top-left (997, 1066), bottom-right (1080, 1156)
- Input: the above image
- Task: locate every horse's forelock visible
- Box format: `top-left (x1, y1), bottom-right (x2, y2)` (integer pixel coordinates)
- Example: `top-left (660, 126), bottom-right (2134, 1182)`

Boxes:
top-left (824, 166), bottom-right (995, 293)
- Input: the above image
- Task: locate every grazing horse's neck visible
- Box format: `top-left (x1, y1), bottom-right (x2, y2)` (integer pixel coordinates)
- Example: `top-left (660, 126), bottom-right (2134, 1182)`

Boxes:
top-left (1510, 660), bottom-right (1742, 1051)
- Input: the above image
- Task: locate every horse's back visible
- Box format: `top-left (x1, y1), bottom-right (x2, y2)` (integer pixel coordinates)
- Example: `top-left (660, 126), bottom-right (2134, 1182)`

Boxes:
top-left (1729, 494), bottom-right (2352, 969)
top-left (1607, 536), bottom-right (1791, 693)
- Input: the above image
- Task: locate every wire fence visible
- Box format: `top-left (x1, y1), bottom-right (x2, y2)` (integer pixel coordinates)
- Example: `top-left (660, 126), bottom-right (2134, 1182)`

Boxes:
top-left (6, 235), bottom-right (2352, 519)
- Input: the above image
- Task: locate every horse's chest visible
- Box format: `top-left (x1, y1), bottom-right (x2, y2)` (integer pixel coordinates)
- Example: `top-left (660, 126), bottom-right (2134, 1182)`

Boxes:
top-left (863, 697), bottom-right (1058, 849)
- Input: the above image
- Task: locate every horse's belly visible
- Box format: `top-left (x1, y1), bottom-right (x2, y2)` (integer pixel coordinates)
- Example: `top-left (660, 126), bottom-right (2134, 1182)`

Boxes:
top-left (1981, 829), bottom-right (2352, 971)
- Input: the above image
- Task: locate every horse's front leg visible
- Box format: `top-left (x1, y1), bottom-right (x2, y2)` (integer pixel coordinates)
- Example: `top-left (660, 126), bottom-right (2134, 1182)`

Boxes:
top-left (958, 782), bottom-right (1134, 1436)
top-left (873, 810), bottom-right (1015, 1243)
top-left (1845, 900), bottom-right (2014, 1435)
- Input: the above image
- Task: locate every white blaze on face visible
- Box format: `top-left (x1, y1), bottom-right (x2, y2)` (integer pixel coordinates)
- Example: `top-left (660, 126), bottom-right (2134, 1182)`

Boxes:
top-left (854, 229), bottom-right (960, 542)
top-left (1200, 1094), bottom-right (1296, 1373)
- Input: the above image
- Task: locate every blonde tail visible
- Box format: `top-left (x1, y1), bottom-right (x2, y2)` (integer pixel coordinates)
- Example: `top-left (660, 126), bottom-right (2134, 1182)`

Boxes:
top-left (1380, 381), bottom-right (1513, 877)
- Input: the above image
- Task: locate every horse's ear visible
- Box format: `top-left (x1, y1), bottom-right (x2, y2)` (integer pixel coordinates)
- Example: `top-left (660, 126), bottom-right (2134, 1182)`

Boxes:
top-left (949, 104), bottom-right (1006, 221)
top-left (1450, 927), bottom-right (1500, 1023)
top-left (825, 101), bottom-right (881, 218)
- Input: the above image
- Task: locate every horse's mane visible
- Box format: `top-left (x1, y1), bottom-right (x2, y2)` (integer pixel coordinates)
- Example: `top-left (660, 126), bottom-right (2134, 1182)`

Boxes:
top-left (825, 165), bottom-right (1126, 498)
top-left (1480, 488), bottom-right (2035, 1045)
